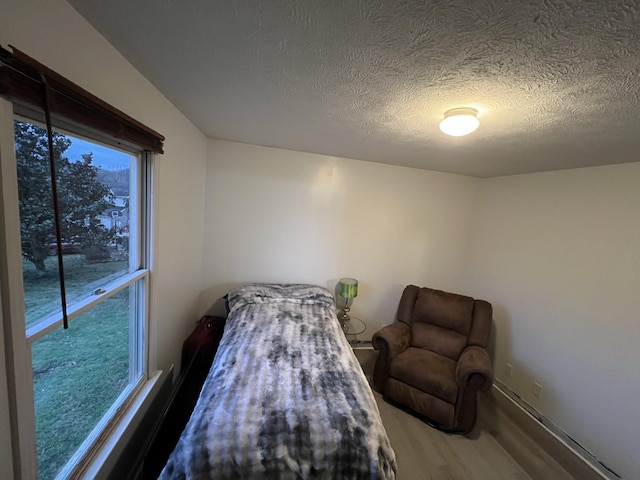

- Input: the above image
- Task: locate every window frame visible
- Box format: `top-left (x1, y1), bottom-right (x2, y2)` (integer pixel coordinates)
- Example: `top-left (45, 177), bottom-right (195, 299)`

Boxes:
top-left (0, 98), bottom-right (157, 479)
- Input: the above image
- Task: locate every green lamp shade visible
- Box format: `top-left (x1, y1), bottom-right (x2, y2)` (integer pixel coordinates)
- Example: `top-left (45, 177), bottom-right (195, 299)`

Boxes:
top-left (339, 278), bottom-right (358, 299)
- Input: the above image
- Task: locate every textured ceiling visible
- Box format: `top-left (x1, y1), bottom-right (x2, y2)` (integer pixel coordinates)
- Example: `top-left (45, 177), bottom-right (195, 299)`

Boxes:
top-left (69, 0), bottom-right (640, 177)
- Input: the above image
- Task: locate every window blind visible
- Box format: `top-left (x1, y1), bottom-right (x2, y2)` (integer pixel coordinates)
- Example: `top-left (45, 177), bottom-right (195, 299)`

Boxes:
top-left (0, 45), bottom-right (164, 153)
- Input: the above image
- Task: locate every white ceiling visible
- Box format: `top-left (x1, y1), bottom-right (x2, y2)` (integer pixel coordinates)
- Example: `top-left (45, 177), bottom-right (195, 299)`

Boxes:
top-left (69, 0), bottom-right (640, 177)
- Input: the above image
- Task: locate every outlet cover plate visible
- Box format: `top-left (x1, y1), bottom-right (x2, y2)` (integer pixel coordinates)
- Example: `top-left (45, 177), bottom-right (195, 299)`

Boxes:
top-left (533, 382), bottom-right (543, 398)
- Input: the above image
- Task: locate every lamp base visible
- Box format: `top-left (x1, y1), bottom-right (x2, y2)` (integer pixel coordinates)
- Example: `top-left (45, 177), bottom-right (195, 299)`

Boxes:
top-left (338, 308), bottom-right (351, 335)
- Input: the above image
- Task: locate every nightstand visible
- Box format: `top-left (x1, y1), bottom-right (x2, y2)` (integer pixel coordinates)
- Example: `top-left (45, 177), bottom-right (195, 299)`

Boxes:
top-left (343, 316), bottom-right (373, 350)
top-left (342, 315), bottom-right (366, 340)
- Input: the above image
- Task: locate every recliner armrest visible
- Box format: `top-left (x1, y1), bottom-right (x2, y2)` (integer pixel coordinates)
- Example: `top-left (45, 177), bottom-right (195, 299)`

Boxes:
top-left (372, 322), bottom-right (411, 391)
top-left (455, 345), bottom-right (493, 392)
top-left (372, 322), bottom-right (411, 359)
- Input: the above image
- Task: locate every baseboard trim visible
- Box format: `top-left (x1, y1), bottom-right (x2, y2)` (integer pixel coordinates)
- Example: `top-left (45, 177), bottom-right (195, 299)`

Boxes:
top-left (489, 381), bottom-right (619, 480)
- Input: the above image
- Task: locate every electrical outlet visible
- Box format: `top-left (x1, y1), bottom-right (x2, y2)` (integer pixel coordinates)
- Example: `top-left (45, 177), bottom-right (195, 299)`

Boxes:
top-left (533, 382), bottom-right (543, 399)
top-left (505, 363), bottom-right (513, 378)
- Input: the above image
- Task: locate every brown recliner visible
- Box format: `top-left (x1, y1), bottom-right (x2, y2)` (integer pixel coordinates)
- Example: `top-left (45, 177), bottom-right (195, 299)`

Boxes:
top-left (372, 285), bottom-right (493, 433)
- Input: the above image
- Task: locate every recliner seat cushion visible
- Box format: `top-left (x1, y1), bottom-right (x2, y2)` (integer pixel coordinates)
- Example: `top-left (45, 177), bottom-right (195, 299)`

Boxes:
top-left (389, 347), bottom-right (458, 404)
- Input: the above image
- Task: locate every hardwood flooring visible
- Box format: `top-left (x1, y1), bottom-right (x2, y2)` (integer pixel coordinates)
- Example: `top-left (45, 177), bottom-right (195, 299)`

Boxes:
top-left (355, 348), bottom-right (579, 480)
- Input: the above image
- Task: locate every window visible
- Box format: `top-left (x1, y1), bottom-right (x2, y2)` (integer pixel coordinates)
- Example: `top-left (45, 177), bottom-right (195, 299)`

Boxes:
top-left (0, 46), bottom-right (163, 479)
top-left (15, 119), bottom-right (149, 479)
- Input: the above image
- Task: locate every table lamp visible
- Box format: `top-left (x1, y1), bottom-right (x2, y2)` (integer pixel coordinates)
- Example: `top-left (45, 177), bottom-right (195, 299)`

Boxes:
top-left (337, 278), bottom-right (358, 324)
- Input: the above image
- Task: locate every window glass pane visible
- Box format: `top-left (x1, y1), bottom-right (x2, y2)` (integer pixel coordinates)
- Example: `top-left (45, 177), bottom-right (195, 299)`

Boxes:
top-left (15, 119), bottom-right (136, 327)
top-left (31, 285), bottom-right (141, 480)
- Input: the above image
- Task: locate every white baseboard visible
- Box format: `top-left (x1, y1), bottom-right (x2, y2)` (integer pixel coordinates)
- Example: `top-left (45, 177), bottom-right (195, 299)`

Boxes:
top-left (489, 381), bottom-right (619, 480)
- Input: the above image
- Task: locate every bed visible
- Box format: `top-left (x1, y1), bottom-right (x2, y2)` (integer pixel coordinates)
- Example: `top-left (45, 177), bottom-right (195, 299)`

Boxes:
top-left (159, 283), bottom-right (397, 479)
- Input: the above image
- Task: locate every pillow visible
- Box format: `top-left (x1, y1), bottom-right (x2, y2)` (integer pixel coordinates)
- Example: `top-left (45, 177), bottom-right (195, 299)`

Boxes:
top-left (226, 283), bottom-right (335, 314)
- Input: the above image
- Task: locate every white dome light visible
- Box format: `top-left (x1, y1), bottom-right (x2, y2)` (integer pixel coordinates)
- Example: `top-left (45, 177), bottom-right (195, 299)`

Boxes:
top-left (439, 107), bottom-right (480, 137)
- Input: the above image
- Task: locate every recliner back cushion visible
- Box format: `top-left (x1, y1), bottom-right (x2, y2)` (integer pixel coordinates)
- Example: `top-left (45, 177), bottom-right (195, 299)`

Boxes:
top-left (411, 323), bottom-right (468, 360)
top-left (411, 288), bottom-right (474, 360)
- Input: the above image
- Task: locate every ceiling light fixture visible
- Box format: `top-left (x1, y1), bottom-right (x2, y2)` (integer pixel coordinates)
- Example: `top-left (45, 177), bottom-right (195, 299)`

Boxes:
top-left (439, 107), bottom-right (480, 137)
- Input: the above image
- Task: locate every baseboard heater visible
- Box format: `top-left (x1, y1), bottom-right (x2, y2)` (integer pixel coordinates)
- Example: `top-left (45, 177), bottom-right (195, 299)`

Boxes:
top-left (492, 380), bottom-right (620, 480)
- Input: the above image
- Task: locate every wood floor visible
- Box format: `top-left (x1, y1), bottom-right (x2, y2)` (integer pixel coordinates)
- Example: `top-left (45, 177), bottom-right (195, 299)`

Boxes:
top-left (355, 349), bottom-right (579, 480)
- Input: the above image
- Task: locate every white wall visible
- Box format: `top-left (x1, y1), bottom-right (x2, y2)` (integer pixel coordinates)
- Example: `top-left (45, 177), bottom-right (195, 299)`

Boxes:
top-left (0, 0), bottom-right (207, 473)
top-left (460, 163), bottom-right (640, 480)
top-left (200, 140), bottom-right (480, 333)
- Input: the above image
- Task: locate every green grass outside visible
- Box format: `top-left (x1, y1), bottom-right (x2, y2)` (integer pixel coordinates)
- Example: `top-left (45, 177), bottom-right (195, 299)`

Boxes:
top-left (22, 254), bottom-right (129, 327)
top-left (24, 255), bottom-right (131, 480)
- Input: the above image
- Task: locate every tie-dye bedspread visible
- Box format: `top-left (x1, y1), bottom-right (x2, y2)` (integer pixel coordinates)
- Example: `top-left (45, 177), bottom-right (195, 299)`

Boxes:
top-left (159, 283), bottom-right (396, 479)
